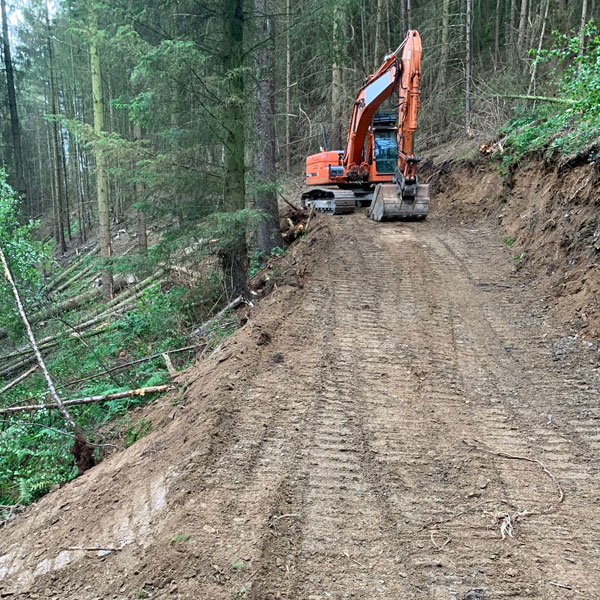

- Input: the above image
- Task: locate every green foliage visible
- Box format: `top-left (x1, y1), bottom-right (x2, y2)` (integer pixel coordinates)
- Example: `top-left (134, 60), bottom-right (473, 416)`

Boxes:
top-left (0, 172), bottom-right (50, 337)
top-left (0, 258), bottom-right (239, 510)
top-left (123, 417), bottom-right (153, 448)
top-left (503, 236), bottom-right (514, 248)
top-left (0, 420), bottom-right (76, 505)
top-left (169, 533), bottom-right (191, 546)
top-left (499, 21), bottom-right (600, 168)
top-left (249, 245), bottom-right (286, 278)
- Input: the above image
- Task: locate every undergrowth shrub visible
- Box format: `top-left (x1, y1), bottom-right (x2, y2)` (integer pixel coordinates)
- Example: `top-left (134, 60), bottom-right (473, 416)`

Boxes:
top-left (497, 21), bottom-right (600, 170)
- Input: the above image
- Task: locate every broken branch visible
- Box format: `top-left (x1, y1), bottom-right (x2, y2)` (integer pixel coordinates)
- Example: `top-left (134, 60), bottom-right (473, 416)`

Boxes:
top-left (0, 385), bottom-right (174, 414)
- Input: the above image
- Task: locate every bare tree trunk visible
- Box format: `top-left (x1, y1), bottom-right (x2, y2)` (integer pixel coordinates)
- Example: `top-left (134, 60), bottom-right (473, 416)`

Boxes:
top-left (466, 0), bottom-right (472, 135)
top-left (90, 9), bottom-right (113, 300)
top-left (494, 0), bottom-right (502, 68)
top-left (285, 0), bottom-right (291, 171)
top-left (401, 0), bottom-right (408, 32)
top-left (579, 0), bottom-right (589, 71)
top-left (527, 0), bottom-right (550, 94)
top-left (331, 3), bottom-right (345, 151)
top-left (0, 308), bottom-right (95, 473)
top-left (46, 2), bottom-right (67, 255)
top-left (374, 0), bottom-right (384, 69)
top-left (517, 0), bottom-right (528, 55)
top-left (508, 0), bottom-right (516, 58)
top-left (360, 1), bottom-right (367, 70)
top-left (222, 0), bottom-right (248, 298)
top-left (59, 127), bottom-right (72, 242)
top-left (406, 0), bottom-right (412, 29)
top-left (0, 0), bottom-right (25, 196)
top-left (0, 245), bottom-right (84, 438)
top-left (440, 0), bottom-right (451, 86)
top-left (253, 0), bottom-right (283, 255)
top-left (133, 124), bottom-right (148, 255)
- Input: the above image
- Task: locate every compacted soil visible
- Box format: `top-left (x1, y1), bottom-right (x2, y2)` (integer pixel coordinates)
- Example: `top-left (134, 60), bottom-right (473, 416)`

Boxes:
top-left (1, 210), bottom-right (599, 599)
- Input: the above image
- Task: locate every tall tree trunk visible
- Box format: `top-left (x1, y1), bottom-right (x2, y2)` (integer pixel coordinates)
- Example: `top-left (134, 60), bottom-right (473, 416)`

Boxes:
top-left (440, 0), bottom-right (451, 86)
top-left (527, 0), bottom-right (549, 94)
top-left (253, 0), bottom-right (283, 255)
top-left (45, 2), bottom-right (67, 255)
top-left (59, 127), bottom-right (72, 242)
top-left (285, 0), bottom-right (291, 171)
top-left (466, 0), bottom-right (472, 135)
top-left (579, 0), bottom-right (589, 71)
top-left (374, 0), bottom-right (385, 69)
top-left (89, 10), bottom-right (113, 300)
top-left (0, 0), bottom-right (25, 195)
top-left (133, 123), bottom-right (148, 255)
top-left (401, 0), bottom-right (408, 33)
top-left (0, 0), bottom-right (27, 194)
top-left (494, 0), bottom-right (502, 68)
top-left (222, 0), bottom-right (248, 297)
top-left (517, 0), bottom-right (528, 55)
top-left (406, 0), bottom-right (412, 29)
top-left (508, 0), bottom-right (516, 58)
top-left (331, 3), bottom-right (345, 151)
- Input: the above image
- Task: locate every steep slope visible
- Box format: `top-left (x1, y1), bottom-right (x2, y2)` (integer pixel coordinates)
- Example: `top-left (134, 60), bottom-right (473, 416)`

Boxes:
top-left (1, 211), bottom-right (599, 599)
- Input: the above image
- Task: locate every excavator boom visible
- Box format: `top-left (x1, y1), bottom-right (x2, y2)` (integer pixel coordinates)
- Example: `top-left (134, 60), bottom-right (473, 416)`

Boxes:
top-left (302, 30), bottom-right (429, 219)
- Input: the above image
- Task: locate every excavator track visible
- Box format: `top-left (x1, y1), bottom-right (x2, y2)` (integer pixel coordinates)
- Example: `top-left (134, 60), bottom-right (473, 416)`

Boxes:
top-left (367, 182), bottom-right (430, 221)
top-left (301, 189), bottom-right (356, 215)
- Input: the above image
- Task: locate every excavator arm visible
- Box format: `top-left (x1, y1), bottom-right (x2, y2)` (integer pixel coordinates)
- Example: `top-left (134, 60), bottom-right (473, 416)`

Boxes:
top-left (343, 30), bottom-right (422, 184)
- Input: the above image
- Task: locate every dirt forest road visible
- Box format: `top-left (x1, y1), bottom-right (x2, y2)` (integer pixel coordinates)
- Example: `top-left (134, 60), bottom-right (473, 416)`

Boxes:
top-left (2, 212), bottom-right (600, 599)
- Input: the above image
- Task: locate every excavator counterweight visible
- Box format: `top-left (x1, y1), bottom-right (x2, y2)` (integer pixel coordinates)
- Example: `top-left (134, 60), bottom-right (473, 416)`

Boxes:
top-left (301, 30), bottom-right (429, 221)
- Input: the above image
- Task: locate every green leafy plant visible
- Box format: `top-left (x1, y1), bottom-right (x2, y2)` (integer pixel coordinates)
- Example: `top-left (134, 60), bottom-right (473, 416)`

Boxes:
top-left (169, 533), bottom-right (191, 546)
top-left (503, 236), bottom-right (514, 248)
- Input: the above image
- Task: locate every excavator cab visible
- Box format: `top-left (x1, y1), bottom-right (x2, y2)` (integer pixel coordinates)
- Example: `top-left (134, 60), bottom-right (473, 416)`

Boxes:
top-left (371, 112), bottom-right (398, 175)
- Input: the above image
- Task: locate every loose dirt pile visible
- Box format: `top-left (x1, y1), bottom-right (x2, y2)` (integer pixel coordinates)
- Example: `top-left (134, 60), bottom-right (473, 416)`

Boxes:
top-left (426, 156), bottom-right (600, 338)
top-left (1, 181), bottom-right (599, 599)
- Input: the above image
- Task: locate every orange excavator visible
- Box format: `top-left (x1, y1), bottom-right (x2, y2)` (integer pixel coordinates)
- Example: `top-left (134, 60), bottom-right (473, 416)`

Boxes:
top-left (301, 30), bottom-right (429, 220)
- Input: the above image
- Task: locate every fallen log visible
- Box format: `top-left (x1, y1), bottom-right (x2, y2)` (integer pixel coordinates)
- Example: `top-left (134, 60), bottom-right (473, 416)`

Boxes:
top-left (0, 366), bottom-right (38, 395)
top-left (0, 385), bottom-right (174, 414)
top-left (52, 263), bottom-right (95, 295)
top-left (46, 245), bottom-right (99, 292)
top-left (497, 93), bottom-right (576, 105)
top-left (34, 288), bottom-right (103, 325)
top-left (0, 326), bottom-right (107, 379)
top-left (190, 295), bottom-right (243, 338)
top-left (0, 276), bottom-right (165, 365)
top-left (58, 343), bottom-right (204, 389)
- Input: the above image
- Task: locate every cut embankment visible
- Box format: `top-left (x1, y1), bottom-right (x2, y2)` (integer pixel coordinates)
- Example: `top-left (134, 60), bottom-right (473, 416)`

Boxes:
top-left (426, 156), bottom-right (600, 338)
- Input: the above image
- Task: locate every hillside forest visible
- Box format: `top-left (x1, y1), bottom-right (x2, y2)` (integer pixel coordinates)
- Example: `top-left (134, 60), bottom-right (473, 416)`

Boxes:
top-left (1, 0), bottom-right (599, 512)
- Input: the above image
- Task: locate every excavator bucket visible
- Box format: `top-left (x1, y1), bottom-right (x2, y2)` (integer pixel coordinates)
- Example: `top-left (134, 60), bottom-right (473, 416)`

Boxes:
top-left (367, 183), bottom-right (430, 221)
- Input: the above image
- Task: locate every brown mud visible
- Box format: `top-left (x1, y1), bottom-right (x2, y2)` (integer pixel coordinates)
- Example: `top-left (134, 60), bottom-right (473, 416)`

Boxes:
top-left (1, 170), bottom-right (600, 599)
